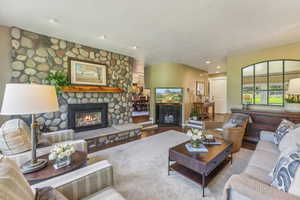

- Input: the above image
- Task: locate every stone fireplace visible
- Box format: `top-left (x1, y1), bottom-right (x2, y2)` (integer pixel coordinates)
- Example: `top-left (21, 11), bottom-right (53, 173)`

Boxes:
top-left (68, 103), bottom-right (108, 132)
top-left (9, 27), bottom-right (134, 131)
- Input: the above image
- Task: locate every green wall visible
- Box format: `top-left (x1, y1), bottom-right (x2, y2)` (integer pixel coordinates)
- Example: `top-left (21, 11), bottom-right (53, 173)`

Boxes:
top-left (145, 62), bottom-right (208, 123)
top-left (227, 41), bottom-right (300, 111)
top-left (0, 26), bottom-right (11, 124)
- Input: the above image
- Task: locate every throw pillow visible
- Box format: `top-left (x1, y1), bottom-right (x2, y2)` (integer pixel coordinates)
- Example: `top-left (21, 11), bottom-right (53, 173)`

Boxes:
top-left (279, 127), bottom-right (300, 153)
top-left (271, 150), bottom-right (300, 193)
top-left (289, 144), bottom-right (300, 197)
top-left (274, 119), bottom-right (295, 145)
top-left (0, 119), bottom-right (31, 155)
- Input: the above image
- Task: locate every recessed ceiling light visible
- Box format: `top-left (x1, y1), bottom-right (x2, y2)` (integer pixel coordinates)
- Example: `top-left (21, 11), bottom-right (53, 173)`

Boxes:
top-left (98, 35), bottom-right (106, 40)
top-left (132, 46), bottom-right (137, 50)
top-left (49, 19), bottom-right (58, 24)
top-left (217, 65), bottom-right (221, 69)
top-left (205, 60), bottom-right (211, 64)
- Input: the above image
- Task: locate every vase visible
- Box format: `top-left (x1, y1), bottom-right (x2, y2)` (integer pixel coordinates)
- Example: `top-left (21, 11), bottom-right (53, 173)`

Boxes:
top-left (190, 139), bottom-right (202, 148)
top-left (54, 156), bottom-right (71, 169)
top-left (285, 103), bottom-right (300, 112)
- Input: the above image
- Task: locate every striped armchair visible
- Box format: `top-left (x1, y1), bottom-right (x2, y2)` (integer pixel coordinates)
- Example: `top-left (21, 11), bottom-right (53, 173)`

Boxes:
top-left (7, 129), bottom-right (87, 167)
top-left (0, 157), bottom-right (125, 200)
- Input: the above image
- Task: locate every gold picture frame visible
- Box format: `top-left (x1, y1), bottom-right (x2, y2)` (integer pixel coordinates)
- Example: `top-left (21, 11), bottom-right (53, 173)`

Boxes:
top-left (69, 58), bottom-right (107, 86)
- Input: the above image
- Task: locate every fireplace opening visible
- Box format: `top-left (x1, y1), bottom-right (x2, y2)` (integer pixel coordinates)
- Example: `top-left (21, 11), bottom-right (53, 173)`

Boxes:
top-left (68, 103), bottom-right (108, 132)
top-left (75, 111), bottom-right (102, 128)
top-left (156, 103), bottom-right (182, 126)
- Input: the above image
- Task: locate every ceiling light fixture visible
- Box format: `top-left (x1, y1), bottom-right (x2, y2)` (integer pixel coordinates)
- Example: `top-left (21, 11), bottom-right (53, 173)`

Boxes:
top-left (217, 65), bottom-right (221, 69)
top-left (49, 19), bottom-right (58, 24)
top-left (98, 35), bottom-right (106, 40)
top-left (205, 60), bottom-right (211, 64)
top-left (132, 46), bottom-right (137, 50)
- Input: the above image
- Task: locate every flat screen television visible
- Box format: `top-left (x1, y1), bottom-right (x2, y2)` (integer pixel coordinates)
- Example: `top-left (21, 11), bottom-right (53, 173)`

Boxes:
top-left (155, 88), bottom-right (183, 103)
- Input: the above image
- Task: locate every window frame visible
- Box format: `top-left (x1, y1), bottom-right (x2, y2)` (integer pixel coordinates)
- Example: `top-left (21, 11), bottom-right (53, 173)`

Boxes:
top-left (241, 59), bottom-right (300, 106)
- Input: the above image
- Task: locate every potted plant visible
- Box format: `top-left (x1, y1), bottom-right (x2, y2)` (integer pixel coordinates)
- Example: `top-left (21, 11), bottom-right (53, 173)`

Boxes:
top-left (186, 128), bottom-right (205, 148)
top-left (49, 144), bottom-right (75, 169)
top-left (190, 107), bottom-right (198, 120)
top-left (242, 94), bottom-right (252, 110)
top-left (44, 71), bottom-right (70, 95)
top-left (285, 94), bottom-right (300, 112)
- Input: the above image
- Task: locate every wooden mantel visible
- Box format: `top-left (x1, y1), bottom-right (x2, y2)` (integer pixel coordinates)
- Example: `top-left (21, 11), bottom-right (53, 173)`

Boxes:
top-left (62, 85), bottom-right (124, 93)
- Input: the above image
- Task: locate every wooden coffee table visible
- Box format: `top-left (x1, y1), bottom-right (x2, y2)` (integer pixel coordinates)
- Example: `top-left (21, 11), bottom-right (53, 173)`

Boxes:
top-left (25, 151), bottom-right (87, 185)
top-left (168, 139), bottom-right (233, 197)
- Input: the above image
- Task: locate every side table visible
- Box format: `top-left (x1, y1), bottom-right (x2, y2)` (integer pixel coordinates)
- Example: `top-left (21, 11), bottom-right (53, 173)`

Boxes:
top-left (24, 151), bottom-right (87, 185)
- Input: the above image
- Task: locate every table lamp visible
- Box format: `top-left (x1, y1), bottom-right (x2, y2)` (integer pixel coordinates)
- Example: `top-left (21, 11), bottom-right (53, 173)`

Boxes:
top-left (287, 78), bottom-right (300, 94)
top-left (1, 83), bottom-right (59, 173)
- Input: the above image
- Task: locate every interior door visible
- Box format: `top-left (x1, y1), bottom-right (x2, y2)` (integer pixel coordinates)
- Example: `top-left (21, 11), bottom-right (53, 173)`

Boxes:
top-left (209, 77), bottom-right (227, 113)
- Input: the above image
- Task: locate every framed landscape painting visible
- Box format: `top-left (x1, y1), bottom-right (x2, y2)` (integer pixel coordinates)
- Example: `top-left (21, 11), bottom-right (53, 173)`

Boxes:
top-left (69, 59), bottom-right (107, 86)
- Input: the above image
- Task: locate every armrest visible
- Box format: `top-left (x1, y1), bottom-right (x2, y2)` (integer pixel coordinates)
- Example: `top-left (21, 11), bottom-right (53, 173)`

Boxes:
top-left (42, 129), bottom-right (74, 143)
top-left (260, 130), bottom-right (276, 143)
top-left (32, 160), bottom-right (113, 200)
top-left (223, 174), bottom-right (300, 200)
top-left (7, 140), bottom-right (87, 167)
top-left (204, 121), bottom-right (224, 129)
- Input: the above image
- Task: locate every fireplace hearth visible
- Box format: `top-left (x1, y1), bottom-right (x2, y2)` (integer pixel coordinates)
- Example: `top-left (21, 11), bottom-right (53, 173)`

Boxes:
top-left (68, 103), bottom-right (108, 132)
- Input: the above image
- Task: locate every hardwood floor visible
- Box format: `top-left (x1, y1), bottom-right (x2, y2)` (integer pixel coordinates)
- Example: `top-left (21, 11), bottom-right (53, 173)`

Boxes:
top-left (89, 122), bottom-right (256, 153)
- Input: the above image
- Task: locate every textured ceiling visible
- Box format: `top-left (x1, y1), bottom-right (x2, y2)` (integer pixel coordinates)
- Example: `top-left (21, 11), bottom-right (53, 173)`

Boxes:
top-left (1, 0), bottom-right (300, 73)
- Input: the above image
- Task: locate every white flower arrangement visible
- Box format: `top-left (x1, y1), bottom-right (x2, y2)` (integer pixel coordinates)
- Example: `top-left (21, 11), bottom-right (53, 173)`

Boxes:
top-left (187, 128), bottom-right (204, 141)
top-left (49, 144), bottom-right (75, 161)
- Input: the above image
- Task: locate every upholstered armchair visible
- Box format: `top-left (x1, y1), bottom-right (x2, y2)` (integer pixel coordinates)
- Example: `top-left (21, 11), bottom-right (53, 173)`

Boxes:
top-left (0, 119), bottom-right (87, 167)
top-left (206, 114), bottom-right (249, 153)
top-left (0, 157), bottom-right (125, 200)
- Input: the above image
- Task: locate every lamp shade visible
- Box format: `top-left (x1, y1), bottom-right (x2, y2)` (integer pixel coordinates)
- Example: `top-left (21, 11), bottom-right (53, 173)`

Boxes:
top-left (287, 78), bottom-right (300, 95)
top-left (1, 84), bottom-right (59, 115)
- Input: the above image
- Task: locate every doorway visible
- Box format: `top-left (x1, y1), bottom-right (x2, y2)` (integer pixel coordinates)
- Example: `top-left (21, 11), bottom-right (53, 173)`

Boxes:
top-left (209, 77), bottom-right (227, 113)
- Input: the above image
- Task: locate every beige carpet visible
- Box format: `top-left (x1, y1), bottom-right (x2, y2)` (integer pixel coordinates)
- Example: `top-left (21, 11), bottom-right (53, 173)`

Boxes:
top-left (89, 130), bottom-right (253, 200)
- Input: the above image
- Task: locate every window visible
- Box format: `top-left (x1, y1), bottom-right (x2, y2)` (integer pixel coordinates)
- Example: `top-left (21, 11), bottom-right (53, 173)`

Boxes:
top-left (241, 60), bottom-right (300, 106)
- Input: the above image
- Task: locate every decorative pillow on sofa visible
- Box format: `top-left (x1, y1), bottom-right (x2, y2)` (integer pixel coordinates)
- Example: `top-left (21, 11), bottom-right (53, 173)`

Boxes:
top-left (274, 119), bottom-right (295, 145)
top-left (289, 144), bottom-right (300, 197)
top-left (0, 119), bottom-right (31, 155)
top-left (271, 150), bottom-right (300, 193)
top-left (279, 127), bottom-right (300, 153)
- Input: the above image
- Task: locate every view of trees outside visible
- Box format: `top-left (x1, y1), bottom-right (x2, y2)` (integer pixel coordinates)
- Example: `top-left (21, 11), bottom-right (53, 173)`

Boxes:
top-left (242, 60), bottom-right (300, 106)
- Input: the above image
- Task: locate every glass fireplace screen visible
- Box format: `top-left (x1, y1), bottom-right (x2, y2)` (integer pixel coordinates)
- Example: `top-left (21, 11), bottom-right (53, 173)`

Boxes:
top-left (75, 111), bottom-right (102, 128)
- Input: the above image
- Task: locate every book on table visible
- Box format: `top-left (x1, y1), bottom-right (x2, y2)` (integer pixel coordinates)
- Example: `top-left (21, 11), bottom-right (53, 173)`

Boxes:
top-left (185, 143), bottom-right (208, 152)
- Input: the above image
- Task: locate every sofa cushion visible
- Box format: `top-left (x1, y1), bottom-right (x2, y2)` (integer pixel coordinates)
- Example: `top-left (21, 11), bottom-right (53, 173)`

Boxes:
top-left (271, 150), bottom-right (300, 193)
top-left (256, 140), bottom-right (280, 155)
top-left (244, 165), bottom-right (273, 184)
top-left (279, 127), bottom-right (300, 154)
top-left (0, 119), bottom-right (31, 155)
top-left (81, 187), bottom-right (125, 200)
top-left (248, 149), bottom-right (278, 172)
top-left (0, 157), bottom-right (35, 200)
top-left (275, 119), bottom-right (295, 145)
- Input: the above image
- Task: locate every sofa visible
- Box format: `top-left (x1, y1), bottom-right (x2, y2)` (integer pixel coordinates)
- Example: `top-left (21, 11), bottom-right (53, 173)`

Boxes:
top-left (0, 156), bottom-right (125, 200)
top-left (223, 130), bottom-right (300, 200)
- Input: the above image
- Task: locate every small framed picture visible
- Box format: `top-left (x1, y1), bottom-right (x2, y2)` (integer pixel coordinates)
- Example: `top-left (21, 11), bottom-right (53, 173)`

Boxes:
top-left (69, 58), bottom-right (107, 86)
top-left (196, 81), bottom-right (205, 96)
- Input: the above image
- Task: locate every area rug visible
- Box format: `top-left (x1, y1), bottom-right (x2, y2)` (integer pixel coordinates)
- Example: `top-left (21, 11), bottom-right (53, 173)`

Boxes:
top-left (88, 130), bottom-right (253, 200)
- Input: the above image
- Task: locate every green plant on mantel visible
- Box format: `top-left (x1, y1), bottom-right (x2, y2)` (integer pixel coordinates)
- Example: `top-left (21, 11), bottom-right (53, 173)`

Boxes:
top-left (45, 71), bottom-right (70, 95)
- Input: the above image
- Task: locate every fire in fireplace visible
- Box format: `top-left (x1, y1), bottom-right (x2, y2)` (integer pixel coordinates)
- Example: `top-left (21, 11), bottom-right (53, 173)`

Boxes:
top-left (68, 103), bottom-right (108, 132)
top-left (75, 112), bottom-right (102, 128)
